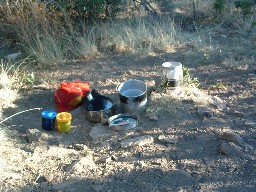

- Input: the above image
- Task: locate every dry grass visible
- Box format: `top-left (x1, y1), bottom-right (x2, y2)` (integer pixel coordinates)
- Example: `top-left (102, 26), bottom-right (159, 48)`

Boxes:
top-left (0, 60), bottom-right (21, 108)
top-left (0, 0), bottom-right (254, 66)
top-left (147, 86), bottom-right (212, 114)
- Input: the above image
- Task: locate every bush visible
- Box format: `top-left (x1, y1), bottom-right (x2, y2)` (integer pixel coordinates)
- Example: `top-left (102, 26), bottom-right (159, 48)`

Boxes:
top-left (213, 0), bottom-right (225, 13)
top-left (235, 0), bottom-right (256, 16)
top-left (47, 0), bottom-right (122, 20)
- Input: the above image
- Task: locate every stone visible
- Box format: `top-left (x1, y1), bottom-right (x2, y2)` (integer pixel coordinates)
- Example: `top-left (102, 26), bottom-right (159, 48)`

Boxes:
top-left (73, 144), bottom-right (88, 151)
top-left (146, 112), bottom-right (159, 121)
top-left (66, 156), bottom-right (96, 173)
top-left (26, 129), bottom-right (48, 143)
top-left (89, 124), bottom-right (117, 141)
top-left (134, 160), bottom-right (145, 168)
top-left (97, 156), bottom-right (112, 164)
top-left (5, 52), bottom-right (22, 60)
top-left (145, 80), bottom-right (156, 94)
top-left (221, 131), bottom-right (252, 149)
top-left (197, 105), bottom-right (214, 117)
top-left (111, 155), bottom-right (118, 161)
top-left (220, 142), bottom-right (254, 160)
top-left (244, 121), bottom-right (256, 127)
top-left (126, 70), bottom-right (135, 75)
top-left (158, 135), bottom-right (178, 144)
top-left (91, 184), bottom-right (103, 192)
top-left (120, 135), bottom-right (154, 148)
top-left (210, 96), bottom-right (226, 111)
top-left (44, 173), bottom-right (54, 182)
top-left (170, 169), bottom-right (196, 186)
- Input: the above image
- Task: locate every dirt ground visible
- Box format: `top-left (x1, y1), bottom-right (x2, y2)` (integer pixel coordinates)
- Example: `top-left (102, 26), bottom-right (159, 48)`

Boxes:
top-left (0, 11), bottom-right (256, 192)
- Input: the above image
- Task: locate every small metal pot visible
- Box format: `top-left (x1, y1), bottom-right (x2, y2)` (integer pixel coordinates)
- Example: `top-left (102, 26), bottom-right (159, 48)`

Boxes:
top-left (117, 79), bottom-right (147, 115)
top-left (84, 97), bottom-right (115, 124)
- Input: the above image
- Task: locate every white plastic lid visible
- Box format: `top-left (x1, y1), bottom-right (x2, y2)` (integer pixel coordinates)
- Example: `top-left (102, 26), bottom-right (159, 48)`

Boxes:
top-left (162, 61), bottom-right (182, 68)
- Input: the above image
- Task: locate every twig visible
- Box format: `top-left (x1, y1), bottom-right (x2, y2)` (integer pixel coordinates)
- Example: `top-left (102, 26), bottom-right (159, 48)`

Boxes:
top-left (0, 108), bottom-right (42, 125)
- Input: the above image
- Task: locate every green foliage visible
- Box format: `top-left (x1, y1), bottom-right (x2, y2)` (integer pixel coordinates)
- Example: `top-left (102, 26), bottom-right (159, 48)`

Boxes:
top-left (235, 0), bottom-right (256, 16)
top-left (213, 0), bottom-right (225, 13)
top-left (48, 0), bottom-right (121, 20)
top-left (208, 82), bottom-right (226, 90)
top-left (182, 67), bottom-right (200, 88)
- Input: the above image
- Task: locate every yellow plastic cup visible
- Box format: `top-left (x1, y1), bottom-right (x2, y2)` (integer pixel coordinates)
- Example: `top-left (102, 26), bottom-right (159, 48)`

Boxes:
top-left (56, 112), bottom-right (72, 133)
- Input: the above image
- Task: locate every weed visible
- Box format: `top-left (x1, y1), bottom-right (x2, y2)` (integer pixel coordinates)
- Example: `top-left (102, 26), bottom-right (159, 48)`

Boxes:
top-left (182, 67), bottom-right (200, 88)
top-left (0, 59), bottom-right (22, 107)
top-left (208, 82), bottom-right (226, 90)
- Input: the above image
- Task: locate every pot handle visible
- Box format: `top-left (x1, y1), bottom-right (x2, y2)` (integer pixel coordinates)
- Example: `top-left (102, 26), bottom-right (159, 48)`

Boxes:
top-left (116, 82), bottom-right (123, 92)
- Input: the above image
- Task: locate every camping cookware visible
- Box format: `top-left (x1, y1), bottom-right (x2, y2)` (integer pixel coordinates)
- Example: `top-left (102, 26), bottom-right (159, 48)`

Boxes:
top-left (84, 91), bottom-right (115, 124)
top-left (117, 79), bottom-right (147, 115)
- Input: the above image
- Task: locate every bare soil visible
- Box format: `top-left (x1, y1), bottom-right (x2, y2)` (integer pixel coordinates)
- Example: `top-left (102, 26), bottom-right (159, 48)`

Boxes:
top-left (1, 17), bottom-right (256, 192)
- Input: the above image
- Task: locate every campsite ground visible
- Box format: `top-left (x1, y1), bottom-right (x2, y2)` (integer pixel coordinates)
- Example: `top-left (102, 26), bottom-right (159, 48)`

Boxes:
top-left (0, 1), bottom-right (256, 191)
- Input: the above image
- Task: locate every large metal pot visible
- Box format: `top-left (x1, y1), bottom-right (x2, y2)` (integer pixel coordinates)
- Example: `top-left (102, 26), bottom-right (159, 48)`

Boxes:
top-left (84, 97), bottom-right (115, 124)
top-left (117, 79), bottom-right (147, 115)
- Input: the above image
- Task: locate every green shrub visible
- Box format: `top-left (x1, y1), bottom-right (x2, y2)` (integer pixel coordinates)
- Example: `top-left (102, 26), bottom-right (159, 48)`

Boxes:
top-left (235, 0), bottom-right (256, 16)
top-left (213, 0), bottom-right (225, 13)
top-left (48, 0), bottom-right (121, 20)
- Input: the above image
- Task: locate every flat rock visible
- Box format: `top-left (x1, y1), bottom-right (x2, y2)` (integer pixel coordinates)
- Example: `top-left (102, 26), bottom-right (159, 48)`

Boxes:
top-left (221, 131), bottom-right (252, 149)
top-left (169, 169), bottom-right (196, 186)
top-left (158, 135), bottom-right (178, 144)
top-left (73, 143), bottom-right (88, 151)
top-left (210, 96), bottom-right (226, 110)
top-left (146, 112), bottom-right (159, 121)
top-left (32, 146), bottom-right (79, 159)
top-left (66, 156), bottom-right (96, 173)
top-left (220, 142), bottom-right (254, 160)
top-left (96, 156), bottom-right (112, 164)
top-left (120, 135), bottom-right (154, 148)
top-left (26, 129), bottom-right (48, 143)
top-left (91, 184), bottom-right (103, 192)
top-left (197, 105), bottom-right (214, 117)
top-left (244, 121), bottom-right (256, 127)
top-left (89, 124), bottom-right (117, 141)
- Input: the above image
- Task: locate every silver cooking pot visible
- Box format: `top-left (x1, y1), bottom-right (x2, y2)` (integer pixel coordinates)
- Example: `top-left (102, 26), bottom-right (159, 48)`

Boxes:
top-left (117, 79), bottom-right (147, 115)
top-left (84, 97), bottom-right (115, 124)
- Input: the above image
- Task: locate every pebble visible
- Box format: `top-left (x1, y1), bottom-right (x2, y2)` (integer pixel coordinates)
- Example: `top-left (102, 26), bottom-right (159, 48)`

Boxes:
top-left (244, 121), bottom-right (256, 127)
top-left (111, 155), bottom-right (118, 161)
top-left (210, 96), bottom-right (226, 111)
top-left (197, 105), bottom-right (214, 117)
top-left (91, 184), bottom-right (103, 192)
top-left (126, 70), bottom-right (135, 75)
top-left (65, 156), bottom-right (97, 173)
top-left (44, 173), bottom-right (54, 183)
top-left (97, 156), bottom-right (112, 164)
top-left (26, 129), bottom-right (48, 143)
top-left (158, 135), bottom-right (178, 144)
top-left (146, 112), bottom-right (159, 121)
top-left (221, 131), bottom-right (252, 149)
top-left (89, 124), bottom-right (117, 141)
top-left (220, 142), bottom-right (254, 160)
top-left (73, 144), bottom-right (88, 151)
top-left (120, 135), bottom-right (154, 148)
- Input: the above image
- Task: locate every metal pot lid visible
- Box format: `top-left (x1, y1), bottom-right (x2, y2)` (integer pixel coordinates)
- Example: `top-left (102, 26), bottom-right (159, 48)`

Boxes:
top-left (108, 114), bottom-right (137, 131)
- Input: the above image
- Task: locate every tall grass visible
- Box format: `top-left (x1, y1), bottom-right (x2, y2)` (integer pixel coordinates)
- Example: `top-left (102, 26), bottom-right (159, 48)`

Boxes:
top-left (98, 16), bottom-right (186, 54)
top-left (1, 0), bottom-right (255, 65)
top-left (0, 60), bottom-right (22, 108)
top-left (0, 1), bottom-right (193, 63)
